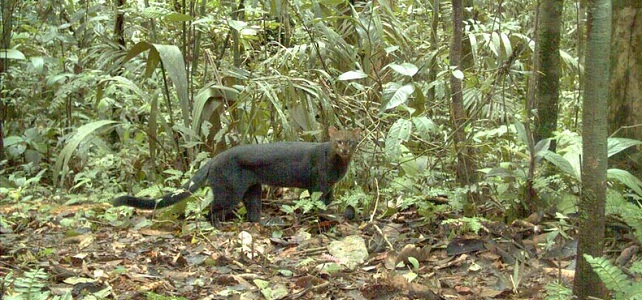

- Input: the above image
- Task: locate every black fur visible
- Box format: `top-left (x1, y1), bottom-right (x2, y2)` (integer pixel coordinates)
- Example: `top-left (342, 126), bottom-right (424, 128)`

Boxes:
top-left (113, 160), bottom-right (213, 209)
top-left (113, 131), bottom-right (359, 223)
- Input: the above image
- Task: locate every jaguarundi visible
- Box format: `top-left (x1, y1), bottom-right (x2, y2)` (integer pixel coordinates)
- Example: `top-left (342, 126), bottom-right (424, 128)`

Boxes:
top-left (113, 127), bottom-right (360, 223)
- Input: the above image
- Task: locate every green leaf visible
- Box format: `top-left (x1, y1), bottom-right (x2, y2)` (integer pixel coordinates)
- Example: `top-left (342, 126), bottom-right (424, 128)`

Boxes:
top-left (560, 50), bottom-right (580, 73)
top-left (229, 20), bottom-right (248, 32)
top-left (607, 168), bottom-right (642, 197)
top-left (500, 32), bottom-right (512, 56)
top-left (468, 33), bottom-right (479, 67)
top-left (407, 85), bottom-right (426, 115)
top-left (608, 137), bottom-right (642, 158)
top-left (54, 120), bottom-right (119, 187)
top-left (338, 70), bottom-right (368, 81)
top-left (407, 256), bottom-right (419, 270)
top-left (490, 32), bottom-right (501, 57)
top-left (385, 119), bottom-right (412, 161)
top-left (0, 48), bottom-right (26, 60)
top-left (153, 44), bottom-right (190, 127)
top-left (145, 46), bottom-right (161, 78)
top-left (533, 138), bottom-right (551, 157)
top-left (513, 121), bottom-right (528, 145)
top-left (544, 282), bottom-right (573, 300)
top-left (164, 12), bottom-right (194, 22)
top-left (123, 42), bottom-right (190, 133)
top-left (124, 41), bottom-right (154, 62)
top-left (193, 16), bottom-right (216, 26)
top-left (389, 63), bottom-right (418, 77)
top-left (253, 279), bottom-right (269, 289)
top-left (3, 136), bottom-right (24, 147)
top-left (384, 84), bottom-right (415, 111)
top-left (192, 86), bottom-right (235, 136)
top-left (46, 73), bottom-right (73, 86)
top-left (240, 27), bottom-right (259, 36)
top-left (543, 151), bottom-right (579, 179)
top-left (30, 57), bottom-right (45, 72)
top-left (257, 81), bottom-right (289, 131)
top-left (384, 46), bottom-right (399, 54)
top-left (411, 116), bottom-right (437, 140)
top-left (399, 149), bottom-right (420, 176)
top-left (173, 125), bottom-right (201, 148)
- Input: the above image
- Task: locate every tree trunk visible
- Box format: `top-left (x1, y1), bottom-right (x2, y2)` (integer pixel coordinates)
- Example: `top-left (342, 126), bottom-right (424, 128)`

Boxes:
top-left (460, 0), bottom-right (474, 70)
top-left (573, 0), bottom-right (611, 298)
top-left (427, 0), bottom-right (440, 102)
top-left (114, 0), bottom-right (126, 48)
top-left (533, 0), bottom-right (563, 148)
top-left (1, 0), bottom-right (17, 162)
top-left (450, 0), bottom-right (478, 211)
top-left (608, 1), bottom-right (642, 174)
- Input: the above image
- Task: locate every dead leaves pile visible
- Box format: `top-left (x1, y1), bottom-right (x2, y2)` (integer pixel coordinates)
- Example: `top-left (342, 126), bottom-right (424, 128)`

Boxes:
top-left (0, 203), bottom-right (602, 299)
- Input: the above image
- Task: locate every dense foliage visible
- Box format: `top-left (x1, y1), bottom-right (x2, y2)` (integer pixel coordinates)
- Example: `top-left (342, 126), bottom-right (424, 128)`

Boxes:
top-left (3, 0), bottom-right (618, 218)
top-left (1, 0), bottom-right (642, 298)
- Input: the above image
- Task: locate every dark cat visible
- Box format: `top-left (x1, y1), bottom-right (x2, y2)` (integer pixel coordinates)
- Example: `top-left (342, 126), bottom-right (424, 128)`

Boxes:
top-left (113, 127), bottom-right (360, 223)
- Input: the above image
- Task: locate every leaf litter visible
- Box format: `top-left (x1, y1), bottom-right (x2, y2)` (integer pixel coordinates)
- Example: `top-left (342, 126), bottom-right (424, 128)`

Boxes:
top-left (0, 197), bottom-right (589, 299)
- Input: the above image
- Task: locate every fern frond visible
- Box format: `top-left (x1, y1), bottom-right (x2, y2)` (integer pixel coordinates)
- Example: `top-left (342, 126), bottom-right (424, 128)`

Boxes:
top-left (605, 190), bottom-right (642, 244)
top-left (629, 260), bottom-right (642, 275)
top-left (13, 268), bottom-right (48, 296)
top-left (544, 282), bottom-right (573, 300)
top-left (584, 254), bottom-right (630, 292)
top-left (621, 282), bottom-right (642, 300)
top-left (460, 217), bottom-right (487, 234)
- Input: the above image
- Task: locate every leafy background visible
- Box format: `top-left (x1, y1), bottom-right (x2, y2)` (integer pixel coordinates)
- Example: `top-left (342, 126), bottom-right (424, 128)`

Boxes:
top-left (2, 0), bottom-right (642, 299)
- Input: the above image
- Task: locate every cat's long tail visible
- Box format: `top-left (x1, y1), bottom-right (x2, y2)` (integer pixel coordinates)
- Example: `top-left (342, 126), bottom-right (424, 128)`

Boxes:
top-left (112, 160), bottom-right (213, 209)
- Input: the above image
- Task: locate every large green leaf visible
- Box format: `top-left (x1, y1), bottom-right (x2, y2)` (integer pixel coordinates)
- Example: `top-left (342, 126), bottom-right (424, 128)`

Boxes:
top-left (607, 137), bottom-right (642, 158)
top-left (192, 86), bottom-right (236, 136)
top-left (411, 116), bottom-right (437, 140)
top-left (338, 70), bottom-right (368, 81)
top-left (54, 120), bottom-right (118, 187)
top-left (153, 44), bottom-right (189, 127)
top-left (385, 119), bottom-right (412, 161)
top-left (3, 136), bottom-right (24, 147)
top-left (228, 20), bottom-right (248, 32)
top-left (560, 50), bottom-right (582, 73)
top-left (124, 42), bottom-right (154, 64)
top-left (388, 63), bottom-right (418, 77)
top-left (384, 84), bottom-right (415, 111)
top-left (607, 168), bottom-right (642, 197)
top-left (0, 48), bottom-right (26, 60)
top-left (513, 121), bottom-right (528, 145)
top-left (533, 138), bottom-right (551, 158)
top-left (543, 150), bottom-right (579, 180)
top-left (30, 57), bottom-right (45, 72)
top-left (124, 42), bottom-right (189, 128)
top-left (4, 136), bottom-right (26, 157)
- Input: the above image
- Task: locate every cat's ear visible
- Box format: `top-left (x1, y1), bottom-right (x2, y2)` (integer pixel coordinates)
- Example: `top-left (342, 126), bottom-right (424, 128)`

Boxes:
top-left (328, 126), bottom-right (338, 136)
top-left (352, 129), bottom-right (361, 139)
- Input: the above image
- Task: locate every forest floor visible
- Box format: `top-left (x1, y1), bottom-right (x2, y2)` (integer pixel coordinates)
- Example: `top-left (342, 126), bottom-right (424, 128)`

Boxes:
top-left (1, 196), bottom-right (580, 299)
